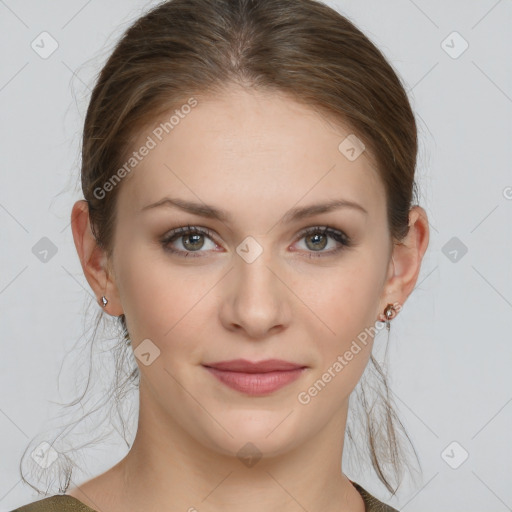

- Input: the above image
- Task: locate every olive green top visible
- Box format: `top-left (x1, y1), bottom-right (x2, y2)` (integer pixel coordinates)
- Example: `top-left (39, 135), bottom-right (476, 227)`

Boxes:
top-left (11, 481), bottom-right (399, 512)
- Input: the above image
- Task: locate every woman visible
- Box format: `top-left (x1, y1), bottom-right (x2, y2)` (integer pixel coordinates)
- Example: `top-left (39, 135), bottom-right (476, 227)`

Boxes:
top-left (14, 0), bottom-right (429, 510)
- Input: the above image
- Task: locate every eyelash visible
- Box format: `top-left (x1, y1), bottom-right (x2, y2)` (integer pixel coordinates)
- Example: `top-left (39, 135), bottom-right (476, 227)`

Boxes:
top-left (159, 224), bottom-right (352, 259)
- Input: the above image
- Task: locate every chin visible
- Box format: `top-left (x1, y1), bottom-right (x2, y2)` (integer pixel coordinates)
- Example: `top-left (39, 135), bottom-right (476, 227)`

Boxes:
top-left (197, 413), bottom-right (306, 460)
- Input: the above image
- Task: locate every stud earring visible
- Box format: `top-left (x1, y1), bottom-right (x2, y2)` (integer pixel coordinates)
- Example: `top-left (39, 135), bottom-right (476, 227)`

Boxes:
top-left (383, 303), bottom-right (397, 331)
top-left (101, 295), bottom-right (108, 307)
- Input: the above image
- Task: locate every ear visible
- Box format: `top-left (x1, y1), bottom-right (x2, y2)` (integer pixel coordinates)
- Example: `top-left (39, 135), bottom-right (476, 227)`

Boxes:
top-left (70, 200), bottom-right (124, 316)
top-left (377, 206), bottom-right (430, 321)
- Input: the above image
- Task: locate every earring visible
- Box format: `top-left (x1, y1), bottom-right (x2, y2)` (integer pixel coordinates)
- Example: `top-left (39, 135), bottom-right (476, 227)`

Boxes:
top-left (383, 303), bottom-right (397, 331)
top-left (101, 295), bottom-right (108, 307)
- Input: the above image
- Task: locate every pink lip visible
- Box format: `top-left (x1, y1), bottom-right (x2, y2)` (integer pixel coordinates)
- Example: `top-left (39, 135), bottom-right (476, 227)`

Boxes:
top-left (204, 358), bottom-right (304, 372)
top-left (202, 359), bottom-right (307, 395)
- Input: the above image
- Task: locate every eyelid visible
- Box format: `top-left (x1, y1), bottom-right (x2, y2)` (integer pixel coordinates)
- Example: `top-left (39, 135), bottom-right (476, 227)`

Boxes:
top-left (295, 225), bottom-right (350, 242)
top-left (161, 225), bottom-right (219, 247)
top-left (291, 225), bottom-right (352, 256)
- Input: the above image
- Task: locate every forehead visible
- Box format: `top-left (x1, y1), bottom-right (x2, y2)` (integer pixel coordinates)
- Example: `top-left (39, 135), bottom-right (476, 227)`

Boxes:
top-left (117, 85), bottom-right (384, 221)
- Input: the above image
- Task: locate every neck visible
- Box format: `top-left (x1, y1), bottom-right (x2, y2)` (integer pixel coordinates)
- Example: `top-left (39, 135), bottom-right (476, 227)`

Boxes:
top-left (69, 384), bottom-right (365, 512)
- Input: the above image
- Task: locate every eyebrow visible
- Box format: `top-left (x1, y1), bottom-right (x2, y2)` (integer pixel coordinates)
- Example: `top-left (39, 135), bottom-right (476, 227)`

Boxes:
top-left (140, 196), bottom-right (368, 223)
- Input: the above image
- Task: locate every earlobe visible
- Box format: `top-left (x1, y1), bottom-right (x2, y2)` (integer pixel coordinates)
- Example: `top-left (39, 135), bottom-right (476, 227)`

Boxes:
top-left (99, 264), bottom-right (124, 317)
top-left (377, 206), bottom-right (430, 318)
top-left (70, 200), bottom-right (124, 316)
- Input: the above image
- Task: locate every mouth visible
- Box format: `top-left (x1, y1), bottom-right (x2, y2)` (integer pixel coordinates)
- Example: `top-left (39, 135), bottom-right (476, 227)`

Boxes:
top-left (202, 359), bottom-right (308, 395)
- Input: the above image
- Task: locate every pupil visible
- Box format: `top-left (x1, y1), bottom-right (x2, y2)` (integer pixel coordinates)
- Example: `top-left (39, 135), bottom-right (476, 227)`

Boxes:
top-left (307, 233), bottom-right (327, 251)
top-left (184, 234), bottom-right (203, 250)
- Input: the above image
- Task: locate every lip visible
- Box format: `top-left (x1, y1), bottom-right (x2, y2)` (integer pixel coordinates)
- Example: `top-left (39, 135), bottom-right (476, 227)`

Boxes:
top-left (203, 358), bottom-right (305, 373)
top-left (202, 359), bottom-right (307, 395)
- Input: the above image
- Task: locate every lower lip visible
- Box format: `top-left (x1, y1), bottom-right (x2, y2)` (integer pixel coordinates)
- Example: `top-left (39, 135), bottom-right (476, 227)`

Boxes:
top-left (204, 367), bottom-right (306, 395)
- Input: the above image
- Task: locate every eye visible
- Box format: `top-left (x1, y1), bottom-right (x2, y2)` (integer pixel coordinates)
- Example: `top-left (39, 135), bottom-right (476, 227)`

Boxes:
top-left (160, 224), bottom-right (352, 258)
top-left (160, 225), bottom-right (218, 257)
top-left (293, 226), bottom-right (352, 258)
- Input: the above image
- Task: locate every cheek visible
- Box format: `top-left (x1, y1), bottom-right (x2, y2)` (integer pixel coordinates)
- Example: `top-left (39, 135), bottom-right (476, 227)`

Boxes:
top-left (297, 253), bottom-right (385, 376)
top-left (303, 254), bottom-right (384, 331)
top-left (294, 265), bottom-right (382, 411)
top-left (114, 244), bottom-right (182, 341)
top-left (115, 246), bottom-right (218, 356)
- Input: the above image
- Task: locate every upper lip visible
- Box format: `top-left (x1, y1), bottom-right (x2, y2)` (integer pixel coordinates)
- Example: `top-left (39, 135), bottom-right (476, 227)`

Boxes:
top-left (203, 359), bottom-right (306, 373)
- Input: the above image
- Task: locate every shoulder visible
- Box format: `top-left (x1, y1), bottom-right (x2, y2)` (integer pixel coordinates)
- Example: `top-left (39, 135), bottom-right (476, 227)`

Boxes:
top-left (12, 485), bottom-right (398, 512)
top-left (350, 480), bottom-right (400, 512)
top-left (10, 495), bottom-right (96, 512)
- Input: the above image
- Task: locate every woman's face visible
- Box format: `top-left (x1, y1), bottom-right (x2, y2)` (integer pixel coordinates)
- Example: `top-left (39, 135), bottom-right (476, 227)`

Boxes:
top-left (107, 85), bottom-right (395, 458)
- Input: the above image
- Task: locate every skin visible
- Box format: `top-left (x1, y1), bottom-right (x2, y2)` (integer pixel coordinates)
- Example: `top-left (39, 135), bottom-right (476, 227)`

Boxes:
top-left (69, 84), bottom-right (429, 512)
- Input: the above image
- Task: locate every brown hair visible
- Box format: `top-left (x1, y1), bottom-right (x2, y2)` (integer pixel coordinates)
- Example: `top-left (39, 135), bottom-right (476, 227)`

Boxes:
top-left (20, 0), bottom-right (422, 497)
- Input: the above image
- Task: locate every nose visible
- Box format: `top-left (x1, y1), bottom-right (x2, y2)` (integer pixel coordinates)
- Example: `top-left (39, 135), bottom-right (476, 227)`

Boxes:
top-left (219, 243), bottom-right (291, 340)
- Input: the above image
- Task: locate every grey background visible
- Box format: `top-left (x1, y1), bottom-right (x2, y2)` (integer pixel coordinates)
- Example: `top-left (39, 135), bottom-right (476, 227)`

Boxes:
top-left (1, 1), bottom-right (511, 510)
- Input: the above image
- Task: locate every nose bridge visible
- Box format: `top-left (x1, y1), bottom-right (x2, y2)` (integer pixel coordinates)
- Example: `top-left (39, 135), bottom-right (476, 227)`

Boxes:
top-left (226, 233), bottom-right (288, 332)
top-left (234, 234), bottom-right (281, 296)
